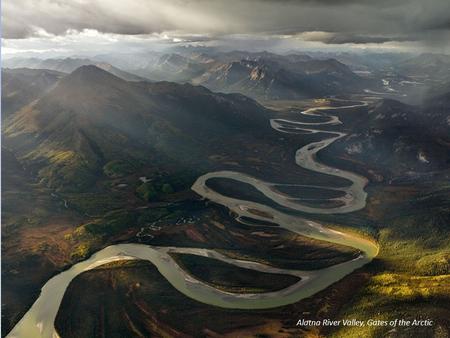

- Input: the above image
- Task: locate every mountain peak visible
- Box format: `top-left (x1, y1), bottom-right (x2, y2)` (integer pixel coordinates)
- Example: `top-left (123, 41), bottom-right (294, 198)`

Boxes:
top-left (56, 65), bottom-right (127, 91)
top-left (69, 64), bottom-right (120, 80)
top-left (37, 64), bottom-right (131, 112)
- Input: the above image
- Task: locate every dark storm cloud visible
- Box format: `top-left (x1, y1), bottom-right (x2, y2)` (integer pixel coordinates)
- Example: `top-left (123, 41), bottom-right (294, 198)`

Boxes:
top-left (2, 0), bottom-right (450, 49)
top-left (257, 0), bottom-right (396, 5)
top-left (301, 32), bottom-right (419, 45)
top-left (420, 17), bottom-right (450, 31)
top-left (2, 0), bottom-right (176, 39)
top-left (2, 19), bottom-right (36, 39)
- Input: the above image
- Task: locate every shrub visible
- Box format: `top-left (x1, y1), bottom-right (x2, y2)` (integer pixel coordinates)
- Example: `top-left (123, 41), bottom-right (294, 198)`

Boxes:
top-left (161, 183), bottom-right (174, 194)
top-left (416, 252), bottom-right (450, 276)
top-left (103, 160), bottom-right (136, 178)
top-left (136, 183), bottom-right (159, 201)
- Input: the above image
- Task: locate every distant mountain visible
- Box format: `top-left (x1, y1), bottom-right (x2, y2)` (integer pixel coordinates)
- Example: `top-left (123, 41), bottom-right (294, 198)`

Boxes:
top-left (201, 50), bottom-right (312, 64)
top-left (93, 51), bottom-right (163, 72)
top-left (396, 53), bottom-right (450, 81)
top-left (288, 51), bottom-right (412, 72)
top-left (2, 57), bottom-right (147, 82)
top-left (131, 51), bottom-right (369, 99)
top-left (155, 53), bottom-right (191, 72)
top-left (140, 53), bottom-right (210, 82)
top-left (191, 57), bottom-right (364, 100)
top-left (1, 68), bottom-right (65, 118)
top-left (3, 65), bottom-right (272, 191)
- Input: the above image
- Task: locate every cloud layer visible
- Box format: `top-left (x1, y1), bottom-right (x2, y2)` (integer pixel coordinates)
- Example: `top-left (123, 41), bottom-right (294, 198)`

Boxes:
top-left (2, 0), bottom-right (450, 51)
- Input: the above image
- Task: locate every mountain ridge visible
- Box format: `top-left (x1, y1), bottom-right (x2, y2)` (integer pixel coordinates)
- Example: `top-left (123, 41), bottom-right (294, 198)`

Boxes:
top-left (3, 65), bottom-right (273, 191)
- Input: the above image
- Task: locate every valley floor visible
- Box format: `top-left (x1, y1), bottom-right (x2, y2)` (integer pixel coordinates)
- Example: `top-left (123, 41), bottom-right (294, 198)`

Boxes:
top-left (2, 98), bottom-right (449, 338)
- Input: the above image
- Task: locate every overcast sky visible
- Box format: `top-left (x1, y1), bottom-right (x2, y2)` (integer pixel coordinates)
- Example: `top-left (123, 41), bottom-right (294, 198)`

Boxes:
top-left (2, 0), bottom-right (450, 56)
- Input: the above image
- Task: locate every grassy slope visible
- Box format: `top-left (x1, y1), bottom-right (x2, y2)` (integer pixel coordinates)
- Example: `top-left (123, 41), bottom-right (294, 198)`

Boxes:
top-left (1, 148), bottom-right (86, 335)
top-left (327, 182), bottom-right (450, 338)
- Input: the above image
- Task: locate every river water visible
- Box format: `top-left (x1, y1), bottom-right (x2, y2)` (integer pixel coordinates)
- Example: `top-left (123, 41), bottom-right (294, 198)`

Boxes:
top-left (7, 100), bottom-right (378, 338)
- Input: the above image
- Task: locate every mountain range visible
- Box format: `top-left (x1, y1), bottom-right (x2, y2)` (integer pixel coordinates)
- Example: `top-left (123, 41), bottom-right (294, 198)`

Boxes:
top-left (396, 53), bottom-right (450, 81)
top-left (3, 57), bottom-right (450, 191)
top-left (3, 57), bottom-right (146, 82)
top-left (4, 52), bottom-right (372, 100)
top-left (3, 65), bottom-right (272, 191)
top-left (138, 51), bottom-right (370, 99)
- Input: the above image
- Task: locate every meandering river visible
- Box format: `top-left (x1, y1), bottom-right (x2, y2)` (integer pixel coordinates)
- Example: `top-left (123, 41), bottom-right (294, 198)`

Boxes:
top-left (7, 100), bottom-right (378, 338)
